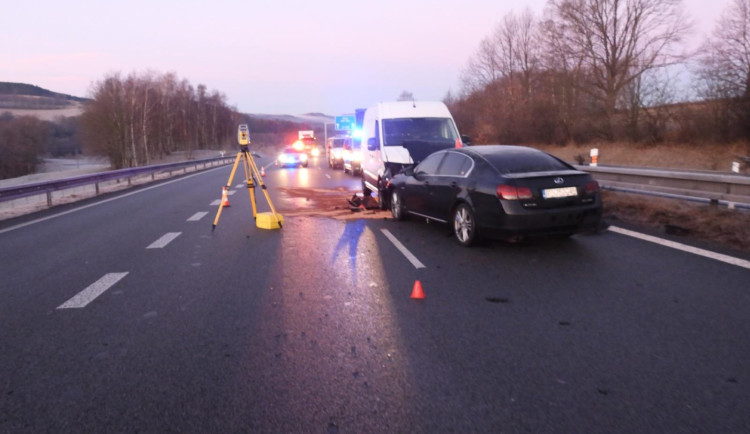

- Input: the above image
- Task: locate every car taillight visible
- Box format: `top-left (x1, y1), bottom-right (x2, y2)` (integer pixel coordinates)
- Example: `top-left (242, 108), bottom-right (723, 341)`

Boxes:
top-left (584, 180), bottom-right (600, 194)
top-left (497, 184), bottom-right (532, 200)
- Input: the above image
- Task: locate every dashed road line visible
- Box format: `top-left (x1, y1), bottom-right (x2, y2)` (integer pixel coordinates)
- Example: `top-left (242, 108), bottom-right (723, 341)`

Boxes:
top-left (57, 272), bottom-right (129, 309)
top-left (380, 228), bottom-right (426, 269)
top-left (609, 226), bottom-right (750, 270)
top-left (187, 212), bottom-right (208, 222)
top-left (147, 232), bottom-right (182, 249)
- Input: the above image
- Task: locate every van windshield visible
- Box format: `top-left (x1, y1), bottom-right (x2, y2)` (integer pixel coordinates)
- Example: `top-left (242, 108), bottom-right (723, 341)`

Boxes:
top-left (382, 118), bottom-right (458, 147)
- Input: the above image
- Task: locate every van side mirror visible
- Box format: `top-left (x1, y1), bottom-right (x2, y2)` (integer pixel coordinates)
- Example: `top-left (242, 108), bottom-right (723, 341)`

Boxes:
top-left (367, 137), bottom-right (378, 151)
top-left (461, 135), bottom-right (472, 146)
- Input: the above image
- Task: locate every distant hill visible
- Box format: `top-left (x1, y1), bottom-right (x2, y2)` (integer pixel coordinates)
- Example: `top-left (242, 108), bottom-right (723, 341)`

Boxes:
top-left (0, 82), bottom-right (88, 110)
top-left (0, 82), bottom-right (87, 102)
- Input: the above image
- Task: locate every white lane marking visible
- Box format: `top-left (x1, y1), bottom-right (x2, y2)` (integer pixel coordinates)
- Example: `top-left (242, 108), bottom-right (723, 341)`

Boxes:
top-left (227, 189), bottom-right (237, 195)
top-left (210, 199), bottom-right (221, 206)
top-left (57, 272), bottom-right (129, 309)
top-left (235, 184), bottom-right (244, 189)
top-left (147, 232), bottom-right (181, 249)
top-left (381, 228), bottom-right (426, 269)
top-left (325, 174), bottom-right (331, 179)
top-left (609, 226), bottom-right (750, 270)
top-left (0, 166), bottom-right (227, 235)
top-left (187, 212), bottom-right (208, 222)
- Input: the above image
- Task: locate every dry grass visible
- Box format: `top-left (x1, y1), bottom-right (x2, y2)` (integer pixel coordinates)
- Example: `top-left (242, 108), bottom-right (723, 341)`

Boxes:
top-left (602, 191), bottom-right (750, 253)
top-left (533, 141), bottom-right (750, 172)
top-left (527, 142), bottom-right (750, 254)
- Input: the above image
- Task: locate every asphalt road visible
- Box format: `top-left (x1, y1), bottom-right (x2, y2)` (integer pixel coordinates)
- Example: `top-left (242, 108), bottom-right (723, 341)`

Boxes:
top-left (1, 155), bottom-right (749, 433)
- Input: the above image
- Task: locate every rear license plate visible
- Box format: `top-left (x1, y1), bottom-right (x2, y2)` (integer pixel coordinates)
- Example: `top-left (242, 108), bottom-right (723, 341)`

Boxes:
top-left (542, 186), bottom-right (578, 199)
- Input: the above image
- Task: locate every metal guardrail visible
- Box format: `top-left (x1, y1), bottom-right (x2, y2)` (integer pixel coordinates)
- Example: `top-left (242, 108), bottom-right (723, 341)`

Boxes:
top-left (2, 158), bottom-right (748, 211)
top-left (0, 156), bottom-right (234, 207)
top-left (576, 165), bottom-right (750, 209)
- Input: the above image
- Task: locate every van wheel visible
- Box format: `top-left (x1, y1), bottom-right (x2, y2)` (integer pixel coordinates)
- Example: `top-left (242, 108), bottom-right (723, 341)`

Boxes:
top-left (362, 178), bottom-right (371, 197)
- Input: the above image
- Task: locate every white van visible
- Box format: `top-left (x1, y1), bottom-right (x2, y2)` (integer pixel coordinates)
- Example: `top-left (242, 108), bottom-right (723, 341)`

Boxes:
top-left (360, 101), bottom-right (463, 209)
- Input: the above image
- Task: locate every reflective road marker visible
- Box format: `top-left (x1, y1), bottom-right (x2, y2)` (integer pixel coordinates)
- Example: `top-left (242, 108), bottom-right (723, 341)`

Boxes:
top-left (147, 232), bottom-right (182, 249)
top-left (381, 229), bottom-right (426, 269)
top-left (609, 226), bottom-right (750, 270)
top-left (57, 272), bottom-right (129, 309)
top-left (187, 212), bottom-right (209, 222)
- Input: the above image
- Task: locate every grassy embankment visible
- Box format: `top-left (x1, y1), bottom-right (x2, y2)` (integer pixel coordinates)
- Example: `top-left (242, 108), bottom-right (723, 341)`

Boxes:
top-left (534, 141), bottom-right (750, 253)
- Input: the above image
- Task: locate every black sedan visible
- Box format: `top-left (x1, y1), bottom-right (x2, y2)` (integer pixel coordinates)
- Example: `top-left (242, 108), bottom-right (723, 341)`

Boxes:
top-left (387, 145), bottom-right (603, 246)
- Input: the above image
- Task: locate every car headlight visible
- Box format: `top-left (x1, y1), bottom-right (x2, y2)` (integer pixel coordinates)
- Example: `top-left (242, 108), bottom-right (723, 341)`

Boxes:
top-left (352, 151), bottom-right (362, 161)
top-left (333, 149), bottom-right (342, 158)
top-left (311, 148), bottom-right (320, 157)
top-left (300, 154), bottom-right (308, 161)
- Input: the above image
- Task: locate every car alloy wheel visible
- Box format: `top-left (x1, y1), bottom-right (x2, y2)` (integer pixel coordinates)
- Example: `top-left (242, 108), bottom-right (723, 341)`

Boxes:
top-left (453, 203), bottom-right (476, 246)
top-left (391, 190), bottom-right (405, 221)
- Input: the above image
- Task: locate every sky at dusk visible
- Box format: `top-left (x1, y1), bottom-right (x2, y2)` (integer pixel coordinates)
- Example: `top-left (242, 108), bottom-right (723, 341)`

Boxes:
top-left (1, 0), bottom-right (732, 116)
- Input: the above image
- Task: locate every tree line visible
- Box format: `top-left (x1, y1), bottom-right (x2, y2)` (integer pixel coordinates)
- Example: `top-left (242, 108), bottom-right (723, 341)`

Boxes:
top-left (447, 0), bottom-right (750, 145)
top-left (80, 72), bottom-right (239, 169)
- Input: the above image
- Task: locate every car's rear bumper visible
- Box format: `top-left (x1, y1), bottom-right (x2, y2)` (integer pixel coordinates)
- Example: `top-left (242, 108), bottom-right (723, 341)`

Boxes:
top-left (478, 202), bottom-right (604, 238)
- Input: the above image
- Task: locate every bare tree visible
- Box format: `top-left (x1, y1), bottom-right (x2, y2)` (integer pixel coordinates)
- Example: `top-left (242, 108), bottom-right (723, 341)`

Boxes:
top-left (696, 0), bottom-right (750, 139)
top-left (460, 37), bottom-right (502, 94)
top-left (397, 90), bottom-right (414, 101)
top-left (547, 0), bottom-right (691, 139)
top-left (82, 71), bottom-right (238, 168)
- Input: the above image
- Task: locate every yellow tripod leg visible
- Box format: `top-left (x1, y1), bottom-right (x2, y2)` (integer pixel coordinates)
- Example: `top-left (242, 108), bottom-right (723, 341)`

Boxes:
top-left (241, 151), bottom-right (258, 218)
top-left (212, 152), bottom-right (242, 230)
top-left (246, 152), bottom-right (283, 228)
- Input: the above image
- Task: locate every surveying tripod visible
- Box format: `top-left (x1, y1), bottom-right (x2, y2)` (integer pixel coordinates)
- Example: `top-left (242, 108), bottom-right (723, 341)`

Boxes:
top-left (212, 138), bottom-right (282, 231)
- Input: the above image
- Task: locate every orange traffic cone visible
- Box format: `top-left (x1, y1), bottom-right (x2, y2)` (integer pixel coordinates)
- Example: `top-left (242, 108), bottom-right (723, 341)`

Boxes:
top-left (261, 166), bottom-right (266, 177)
top-left (410, 280), bottom-right (425, 299)
top-left (221, 186), bottom-right (231, 207)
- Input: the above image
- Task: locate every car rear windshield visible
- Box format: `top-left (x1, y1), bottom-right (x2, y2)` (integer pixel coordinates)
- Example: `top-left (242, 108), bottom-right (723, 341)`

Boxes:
top-left (485, 150), bottom-right (572, 174)
top-left (382, 117), bottom-right (458, 146)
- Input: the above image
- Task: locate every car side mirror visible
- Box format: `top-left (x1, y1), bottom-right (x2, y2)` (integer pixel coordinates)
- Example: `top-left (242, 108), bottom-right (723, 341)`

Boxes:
top-left (367, 137), bottom-right (378, 151)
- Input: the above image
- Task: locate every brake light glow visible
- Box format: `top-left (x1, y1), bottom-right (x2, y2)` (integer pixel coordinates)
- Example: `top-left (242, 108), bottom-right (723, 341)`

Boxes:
top-left (584, 180), bottom-right (600, 194)
top-left (497, 184), bottom-right (533, 200)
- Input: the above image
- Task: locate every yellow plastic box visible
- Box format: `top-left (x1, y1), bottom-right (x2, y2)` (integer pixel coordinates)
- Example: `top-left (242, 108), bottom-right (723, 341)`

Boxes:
top-left (256, 212), bottom-right (284, 230)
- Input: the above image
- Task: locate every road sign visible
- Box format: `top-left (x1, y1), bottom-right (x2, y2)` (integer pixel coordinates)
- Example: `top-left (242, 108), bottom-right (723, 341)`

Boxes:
top-left (335, 115), bottom-right (355, 131)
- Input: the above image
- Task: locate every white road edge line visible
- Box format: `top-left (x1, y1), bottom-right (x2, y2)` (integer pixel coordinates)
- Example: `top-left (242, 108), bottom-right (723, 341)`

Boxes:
top-left (187, 212), bottom-right (209, 222)
top-left (57, 272), bottom-right (129, 309)
top-left (609, 225), bottom-right (750, 270)
top-left (0, 165), bottom-right (227, 235)
top-left (147, 232), bottom-right (182, 249)
top-left (380, 228), bottom-right (426, 269)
